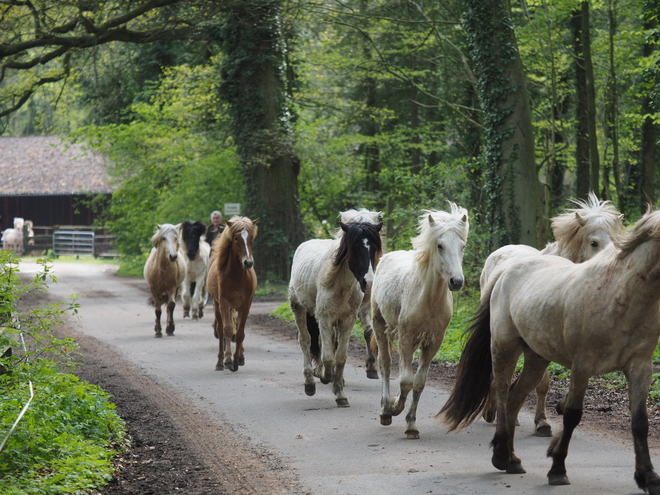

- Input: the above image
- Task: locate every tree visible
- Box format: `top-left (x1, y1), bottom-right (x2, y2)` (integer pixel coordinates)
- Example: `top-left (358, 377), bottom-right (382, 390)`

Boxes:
top-left (462, 0), bottom-right (542, 248)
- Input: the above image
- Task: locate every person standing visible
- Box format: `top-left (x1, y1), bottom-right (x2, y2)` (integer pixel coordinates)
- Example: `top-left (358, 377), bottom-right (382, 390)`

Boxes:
top-left (206, 210), bottom-right (225, 246)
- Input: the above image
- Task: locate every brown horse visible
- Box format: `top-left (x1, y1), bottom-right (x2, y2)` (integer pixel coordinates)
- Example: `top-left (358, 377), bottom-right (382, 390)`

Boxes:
top-left (206, 216), bottom-right (258, 371)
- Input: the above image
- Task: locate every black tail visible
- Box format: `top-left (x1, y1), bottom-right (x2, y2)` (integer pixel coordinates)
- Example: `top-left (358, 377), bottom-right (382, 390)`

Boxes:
top-left (306, 312), bottom-right (321, 362)
top-left (438, 287), bottom-right (494, 431)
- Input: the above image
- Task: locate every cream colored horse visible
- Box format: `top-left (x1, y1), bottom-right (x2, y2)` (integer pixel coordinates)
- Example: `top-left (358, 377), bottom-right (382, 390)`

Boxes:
top-left (1, 217), bottom-right (25, 254)
top-left (372, 203), bottom-right (469, 439)
top-left (144, 224), bottom-right (186, 337)
top-left (480, 193), bottom-right (624, 436)
top-left (440, 209), bottom-right (660, 493)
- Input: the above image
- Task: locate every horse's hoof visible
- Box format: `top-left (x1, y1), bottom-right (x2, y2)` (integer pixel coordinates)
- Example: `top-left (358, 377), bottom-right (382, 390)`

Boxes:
top-left (155, 332), bottom-right (163, 339)
top-left (534, 422), bottom-right (552, 437)
top-left (548, 473), bottom-right (570, 485)
top-left (183, 311), bottom-right (190, 318)
top-left (320, 374), bottom-right (331, 385)
top-left (506, 461), bottom-right (526, 474)
top-left (366, 370), bottom-right (378, 379)
top-left (238, 356), bottom-right (245, 366)
top-left (405, 429), bottom-right (420, 440)
top-left (492, 455), bottom-right (509, 472)
top-left (380, 414), bottom-right (392, 426)
top-left (336, 398), bottom-right (350, 407)
top-left (304, 383), bottom-right (316, 396)
top-left (166, 331), bottom-right (175, 336)
top-left (192, 315), bottom-right (199, 321)
top-left (199, 310), bottom-right (204, 319)
top-left (215, 363), bottom-right (224, 371)
top-left (224, 361), bottom-right (234, 371)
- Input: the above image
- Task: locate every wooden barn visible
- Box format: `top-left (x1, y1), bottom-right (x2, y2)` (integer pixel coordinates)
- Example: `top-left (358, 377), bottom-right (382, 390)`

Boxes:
top-left (0, 135), bottom-right (116, 232)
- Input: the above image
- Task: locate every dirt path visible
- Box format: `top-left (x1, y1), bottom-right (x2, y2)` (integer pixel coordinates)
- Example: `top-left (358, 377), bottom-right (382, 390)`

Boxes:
top-left (21, 260), bottom-right (660, 495)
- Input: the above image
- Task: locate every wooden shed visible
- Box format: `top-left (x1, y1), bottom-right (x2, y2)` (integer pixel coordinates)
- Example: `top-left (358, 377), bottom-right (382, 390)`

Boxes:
top-left (0, 135), bottom-right (116, 232)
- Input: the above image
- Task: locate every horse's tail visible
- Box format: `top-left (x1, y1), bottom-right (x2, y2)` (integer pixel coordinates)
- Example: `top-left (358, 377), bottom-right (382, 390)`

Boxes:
top-left (146, 295), bottom-right (168, 307)
top-left (438, 286), bottom-right (493, 431)
top-left (306, 312), bottom-right (321, 362)
top-left (146, 296), bottom-right (155, 307)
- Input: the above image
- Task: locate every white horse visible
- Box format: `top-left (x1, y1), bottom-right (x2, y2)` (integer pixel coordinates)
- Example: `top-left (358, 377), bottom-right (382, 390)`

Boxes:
top-left (144, 224), bottom-right (186, 337)
top-left (289, 210), bottom-right (383, 407)
top-left (372, 203), bottom-right (469, 439)
top-left (479, 193), bottom-right (625, 436)
top-left (179, 220), bottom-right (210, 320)
top-left (1, 217), bottom-right (25, 254)
top-left (341, 208), bottom-right (383, 379)
top-left (440, 209), bottom-right (660, 493)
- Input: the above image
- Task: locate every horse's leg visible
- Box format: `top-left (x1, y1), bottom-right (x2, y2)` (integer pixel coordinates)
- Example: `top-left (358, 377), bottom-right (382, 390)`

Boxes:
top-left (546, 369), bottom-right (589, 486)
top-left (165, 296), bottom-right (176, 336)
top-left (318, 316), bottom-right (336, 386)
top-left (533, 369), bottom-right (552, 437)
top-left (358, 288), bottom-right (378, 379)
top-left (391, 331), bottom-right (414, 418)
top-left (331, 318), bottom-right (355, 407)
top-left (625, 361), bottom-right (660, 494)
top-left (291, 301), bottom-right (317, 396)
top-left (213, 300), bottom-right (225, 371)
top-left (154, 306), bottom-right (163, 338)
top-left (373, 306), bottom-right (393, 425)
top-left (231, 307), bottom-right (250, 371)
top-left (404, 334), bottom-right (444, 439)
top-left (181, 280), bottom-right (191, 318)
top-left (219, 303), bottom-right (235, 370)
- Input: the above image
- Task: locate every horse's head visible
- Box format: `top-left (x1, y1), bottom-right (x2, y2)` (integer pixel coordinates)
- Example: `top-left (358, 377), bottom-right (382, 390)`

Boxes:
top-left (414, 204), bottom-right (469, 292)
top-left (337, 221), bottom-right (383, 292)
top-left (153, 223), bottom-right (181, 262)
top-left (181, 220), bottom-right (206, 261)
top-left (552, 192), bottom-right (625, 263)
top-left (225, 217), bottom-right (259, 270)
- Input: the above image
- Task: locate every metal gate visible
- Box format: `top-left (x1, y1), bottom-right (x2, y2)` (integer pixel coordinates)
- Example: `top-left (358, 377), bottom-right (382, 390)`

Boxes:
top-left (52, 230), bottom-right (95, 257)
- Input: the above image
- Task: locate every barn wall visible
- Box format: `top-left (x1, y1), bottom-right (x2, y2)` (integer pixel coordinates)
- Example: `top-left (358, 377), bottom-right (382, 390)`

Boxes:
top-left (0, 194), bottom-right (111, 231)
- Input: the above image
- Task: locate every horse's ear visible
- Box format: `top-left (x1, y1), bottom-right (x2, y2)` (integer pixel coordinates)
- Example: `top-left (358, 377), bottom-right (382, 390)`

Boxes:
top-left (461, 214), bottom-right (468, 223)
top-left (428, 214), bottom-right (435, 225)
top-left (252, 218), bottom-right (260, 225)
top-left (575, 212), bottom-right (586, 226)
top-left (225, 219), bottom-right (233, 227)
top-left (340, 221), bottom-right (349, 232)
top-left (156, 224), bottom-right (161, 230)
top-left (174, 223), bottom-right (182, 230)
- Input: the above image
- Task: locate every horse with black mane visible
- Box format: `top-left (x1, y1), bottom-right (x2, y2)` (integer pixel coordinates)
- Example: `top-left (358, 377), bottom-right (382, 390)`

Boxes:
top-left (179, 220), bottom-right (210, 320)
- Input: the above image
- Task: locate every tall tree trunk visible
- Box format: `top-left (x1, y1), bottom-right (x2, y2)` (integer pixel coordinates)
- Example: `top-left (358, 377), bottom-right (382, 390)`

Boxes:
top-left (640, 1), bottom-right (658, 211)
top-left (463, 0), bottom-right (541, 248)
top-left (581, 2), bottom-right (601, 195)
top-left (572, 6), bottom-right (591, 199)
top-left (220, 0), bottom-right (305, 281)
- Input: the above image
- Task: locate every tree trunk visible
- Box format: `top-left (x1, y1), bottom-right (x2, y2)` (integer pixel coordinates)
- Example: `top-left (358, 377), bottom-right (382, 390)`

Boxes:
top-left (463, 0), bottom-right (541, 248)
top-left (604, 0), bottom-right (620, 203)
top-left (220, 0), bottom-right (305, 282)
top-left (640, 2), bottom-right (658, 211)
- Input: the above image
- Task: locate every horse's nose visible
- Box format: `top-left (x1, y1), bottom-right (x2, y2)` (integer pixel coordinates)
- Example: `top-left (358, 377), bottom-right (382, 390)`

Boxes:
top-left (359, 277), bottom-right (367, 293)
top-left (243, 259), bottom-right (254, 269)
top-left (448, 276), bottom-right (464, 292)
top-left (169, 253), bottom-right (178, 262)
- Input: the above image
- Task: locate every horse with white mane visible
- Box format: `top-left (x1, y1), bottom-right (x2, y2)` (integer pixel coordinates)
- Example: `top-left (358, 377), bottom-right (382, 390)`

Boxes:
top-left (289, 209), bottom-right (383, 407)
top-left (372, 203), bottom-right (469, 439)
top-left (144, 224), bottom-right (186, 337)
top-left (179, 220), bottom-right (210, 320)
top-left (439, 209), bottom-right (660, 493)
top-left (1, 217), bottom-right (25, 254)
top-left (480, 192), bottom-right (625, 436)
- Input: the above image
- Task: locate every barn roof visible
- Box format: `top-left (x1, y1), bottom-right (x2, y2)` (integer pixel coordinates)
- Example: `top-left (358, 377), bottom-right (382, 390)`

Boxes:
top-left (0, 135), bottom-right (116, 196)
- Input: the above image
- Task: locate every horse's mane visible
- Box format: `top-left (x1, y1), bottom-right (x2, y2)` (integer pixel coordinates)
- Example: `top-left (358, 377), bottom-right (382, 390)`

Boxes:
top-left (211, 216), bottom-right (258, 267)
top-left (551, 192), bottom-right (624, 247)
top-left (151, 223), bottom-right (178, 246)
top-left (616, 209), bottom-right (660, 258)
top-left (181, 220), bottom-right (206, 259)
top-left (339, 208), bottom-right (382, 227)
top-left (413, 203), bottom-right (469, 268)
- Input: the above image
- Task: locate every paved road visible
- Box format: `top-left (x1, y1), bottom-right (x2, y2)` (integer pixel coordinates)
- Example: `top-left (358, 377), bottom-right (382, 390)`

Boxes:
top-left (21, 260), bottom-right (651, 495)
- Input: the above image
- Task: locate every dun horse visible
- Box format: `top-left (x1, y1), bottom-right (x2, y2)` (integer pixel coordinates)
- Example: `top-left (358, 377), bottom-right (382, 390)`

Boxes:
top-left (144, 224), bottom-right (186, 337)
top-left (289, 210), bottom-right (382, 407)
top-left (206, 216), bottom-right (258, 371)
top-left (179, 220), bottom-right (210, 320)
top-left (439, 210), bottom-right (660, 494)
top-left (480, 193), bottom-right (624, 436)
top-left (372, 204), bottom-right (468, 439)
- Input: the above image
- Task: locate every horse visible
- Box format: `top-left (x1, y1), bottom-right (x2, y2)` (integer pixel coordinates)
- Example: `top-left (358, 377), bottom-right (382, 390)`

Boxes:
top-left (439, 209), bottom-right (660, 493)
top-left (288, 210), bottom-right (383, 407)
top-left (179, 220), bottom-right (211, 320)
top-left (372, 204), bottom-right (469, 439)
top-left (480, 192), bottom-right (625, 436)
top-left (340, 208), bottom-right (384, 380)
top-left (143, 224), bottom-right (186, 337)
top-left (1, 217), bottom-right (25, 254)
top-left (206, 216), bottom-right (258, 372)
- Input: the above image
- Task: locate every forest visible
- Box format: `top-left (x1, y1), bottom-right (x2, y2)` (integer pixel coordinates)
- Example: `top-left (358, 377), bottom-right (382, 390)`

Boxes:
top-left (1, 0), bottom-right (659, 285)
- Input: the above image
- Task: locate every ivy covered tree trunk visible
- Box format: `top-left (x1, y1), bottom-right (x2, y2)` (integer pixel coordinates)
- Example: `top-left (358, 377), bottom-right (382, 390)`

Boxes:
top-left (220, 0), bottom-right (305, 281)
top-left (463, 0), bottom-right (542, 248)
top-left (640, 0), bottom-right (659, 211)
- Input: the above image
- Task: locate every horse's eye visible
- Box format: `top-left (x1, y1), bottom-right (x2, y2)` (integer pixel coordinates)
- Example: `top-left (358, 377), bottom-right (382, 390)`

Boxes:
top-left (438, 244), bottom-right (444, 251)
top-left (590, 241), bottom-right (598, 248)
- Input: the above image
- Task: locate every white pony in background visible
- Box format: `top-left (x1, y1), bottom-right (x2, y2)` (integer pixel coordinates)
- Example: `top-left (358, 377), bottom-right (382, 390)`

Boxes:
top-left (1, 217), bottom-right (25, 254)
top-left (371, 203), bottom-right (469, 439)
top-left (179, 220), bottom-right (211, 320)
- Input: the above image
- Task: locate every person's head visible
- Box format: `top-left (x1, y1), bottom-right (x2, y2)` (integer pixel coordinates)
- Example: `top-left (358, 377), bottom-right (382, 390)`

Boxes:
top-left (210, 211), bottom-right (223, 227)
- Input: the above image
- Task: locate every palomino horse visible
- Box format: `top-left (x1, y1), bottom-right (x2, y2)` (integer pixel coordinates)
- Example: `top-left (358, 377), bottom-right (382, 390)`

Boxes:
top-left (1, 217), bottom-right (25, 254)
top-left (341, 208), bottom-right (384, 380)
top-left (144, 224), bottom-right (186, 337)
top-left (206, 216), bottom-right (258, 371)
top-left (179, 220), bottom-right (210, 320)
top-left (439, 210), bottom-right (660, 493)
top-left (289, 210), bottom-right (382, 407)
top-left (480, 192), bottom-right (624, 436)
top-left (372, 204), bottom-right (468, 439)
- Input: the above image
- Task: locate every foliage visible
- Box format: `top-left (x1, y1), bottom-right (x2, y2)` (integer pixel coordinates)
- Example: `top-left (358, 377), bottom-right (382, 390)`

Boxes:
top-left (0, 252), bottom-right (125, 494)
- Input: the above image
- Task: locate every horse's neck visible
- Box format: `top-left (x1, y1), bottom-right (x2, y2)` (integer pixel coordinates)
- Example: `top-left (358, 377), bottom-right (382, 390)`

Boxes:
top-left (609, 242), bottom-right (660, 308)
top-left (416, 260), bottom-right (450, 302)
